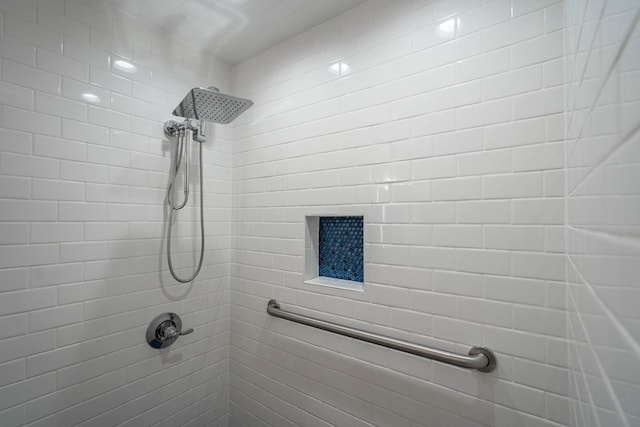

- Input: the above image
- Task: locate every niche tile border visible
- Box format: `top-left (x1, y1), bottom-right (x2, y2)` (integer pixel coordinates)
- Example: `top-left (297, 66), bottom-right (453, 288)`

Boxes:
top-left (304, 215), bottom-right (365, 292)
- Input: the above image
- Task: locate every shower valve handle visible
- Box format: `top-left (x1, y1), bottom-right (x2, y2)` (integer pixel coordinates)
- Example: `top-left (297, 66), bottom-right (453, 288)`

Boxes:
top-left (146, 313), bottom-right (193, 349)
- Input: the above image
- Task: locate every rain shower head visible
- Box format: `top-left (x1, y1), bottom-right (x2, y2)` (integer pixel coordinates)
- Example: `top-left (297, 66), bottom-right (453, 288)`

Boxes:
top-left (172, 87), bottom-right (253, 124)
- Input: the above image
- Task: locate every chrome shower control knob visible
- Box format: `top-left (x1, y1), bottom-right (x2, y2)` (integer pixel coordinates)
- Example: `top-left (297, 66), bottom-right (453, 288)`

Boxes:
top-left (146, 313), bottom-right (193, 349)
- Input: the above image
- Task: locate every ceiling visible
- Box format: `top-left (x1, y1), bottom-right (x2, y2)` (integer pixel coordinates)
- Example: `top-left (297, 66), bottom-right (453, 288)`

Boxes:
top-left (107, 0), bottom-right (367, 65)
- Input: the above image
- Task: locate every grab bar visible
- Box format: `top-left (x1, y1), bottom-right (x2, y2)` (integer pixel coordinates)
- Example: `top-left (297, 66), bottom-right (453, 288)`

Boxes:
top-left (267, 299), bottom-right (496, 372)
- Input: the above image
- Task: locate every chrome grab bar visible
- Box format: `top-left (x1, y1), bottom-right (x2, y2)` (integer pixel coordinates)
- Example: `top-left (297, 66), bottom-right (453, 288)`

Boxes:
top-left (267, 299), bottom-right (496, 373)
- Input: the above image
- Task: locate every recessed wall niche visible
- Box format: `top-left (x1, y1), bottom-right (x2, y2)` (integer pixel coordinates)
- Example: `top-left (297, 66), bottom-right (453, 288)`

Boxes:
top-left (304, 215), bottom-right (364, 291)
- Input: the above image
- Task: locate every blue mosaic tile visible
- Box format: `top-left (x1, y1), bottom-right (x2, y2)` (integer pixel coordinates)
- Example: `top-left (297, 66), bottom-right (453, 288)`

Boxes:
top-left (319, 216), bottom-right (363, 283)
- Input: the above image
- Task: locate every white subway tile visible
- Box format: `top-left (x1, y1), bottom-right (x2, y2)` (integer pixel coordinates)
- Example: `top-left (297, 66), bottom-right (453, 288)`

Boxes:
top-left (0, 129), bottom-right (31, 155)
top-left (0, 287), bottom-right (56, 316)
top-left (457, 0), bottom-right (511, 38)
top-left (2, 60), bottom-right (61, 95)
top-left (85, 183), bottom-right (128, 203)
top-left (543, 58), bottom-right (564, 88)
top-left (411, 22), bottom-right (455, 51)
top-left (60, 160), bottom-right (108, 183)
top-left (433, 80), bottom-right (482, 111)
top-left (34, 136), bottom-right (85, 165)
top-left (512, 0), bottom-right (561, 18)
top-left (485, 225), bottom-right (546, 251)
top-left (110, 130), bottom-right (148, 151)
top-left (4, 15), bottom-right (62, 53)
top-left (484, 65), bottom-right (543, 100)
top-left (432, 316), bottom-right (483, 345)
top-left (484, 327), bottom-right (546, 361)
top-left (412, 155), bottom-right (456, 180)
top-left (58, 201), bottom-right (107, 221)
top-left (433, 32), bottom-right (483, 67)
top-left (433, 225), bottom-right (482, 248)
top-left (32, 178), bottom-right (84, 202)
top-left (455, 248), bottom-right (511, 275)
top-left (0, 359), bottom-right (25, 387)
top-left (483, 11), bottom-right (544, 51)
top-left (0, 35), bottom-right (36, 66)
top-left (2, 106), bottom-right (61, 136)
top-left (484, 172), bottom-right (543, 199)
top-left (87, 145), bottom-right (129, 167)
top-left (26, 344), bottom-right (82, 379)
top-left (29, 303), bottom-right (84, 332)
top-left (409, 246), bottom-right (456, 269)
top-left (513, 86), bottom-right (564, 120)
top-left (61, 77), bottom-right (109, 107)
top-left (484, 118), bottom-right (545, 149)
top-left (0, 244), bottom-right (58, 269)
top-left (457, 296), bottom-right (512, 327)
top-left (0, 331), bottom-right (56, 364)
top-left (0, 0), bottom-right (36, 22)
top-left (456, 200), bottom-right (511, 223)
top-left (0, 152), bottom-right (58, 178)
top-left (432, 0), bottom-right (482, 22)
top-left (90, 67), bottom-right (131, 95)
top-left (513, 306), bottom-right (566, 338)
top-left (433, 128), bottom-right (483, 156)
top-left (37, 3), bottom-right (89, 41)
top-left (64, 0), bottom-right (112, 33)
top-left (485, 276), bottom-right (546, 306)
top-left (88, 106), bottom-right (131, 130)
top-left (0, 223), bottom-right (28, 244)
top-left (37, 49), bottom-right (89, 82)
top-left (494, 380), bottom-right (546, 418)
top-left (513, 252), bottom-right (565, 281)
top-left (512, 142), bottom-right (564, 172)
top-left (110, 93), bottom-right (149, 118)
top-left (62, 119), bottom-right (109, 145)
top-left (432, 177), bottom-right (482, 200)
top-left (412, 109), bottom-right (456, 136)
top-left (0, 372), bottom-right (56, 412)
top-left (30, 222), bottom-right (83, 243)
top-left (390, 181), bottom-right (431, 202)
top-left (0, 80), bottom-right (33, 110)
top-left (30, 262), bottom-right (83, 287)
top-left (0, 200), bottom-right (57, 221)
top-left (0, 176), bottom-right (31, 199)
top-left (130, 116), bottom-right (157, 136)
top-left (455, 47), bottom-right (510, 83)
top-left (457, 149), bottom-right (511, 176)
top-left (411, 202), bottom-right (456, 223)
top-left (513, 198), bottom-right (564, 224)
top-left (35, 92), bottom-right (87, 121)
top-left (62, 37), bottom-right (110, 70)
top-left (456, 98), bottom-right (511, 130)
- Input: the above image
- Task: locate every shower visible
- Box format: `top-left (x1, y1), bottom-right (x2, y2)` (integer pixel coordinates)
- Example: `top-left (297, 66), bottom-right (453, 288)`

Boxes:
top-left (163, 86), bottom-right (253, 282)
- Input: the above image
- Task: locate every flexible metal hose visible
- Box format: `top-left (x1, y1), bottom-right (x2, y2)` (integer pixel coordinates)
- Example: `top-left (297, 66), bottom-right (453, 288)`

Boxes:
top-left (166, 126), bottom-right (205, 283)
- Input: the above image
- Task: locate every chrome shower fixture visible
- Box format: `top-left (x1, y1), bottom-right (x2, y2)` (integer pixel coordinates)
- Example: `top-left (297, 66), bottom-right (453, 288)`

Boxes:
top-left (163, 86), bottom-right (253, 283)
top-left (172, 86), bottom-right (253, 124)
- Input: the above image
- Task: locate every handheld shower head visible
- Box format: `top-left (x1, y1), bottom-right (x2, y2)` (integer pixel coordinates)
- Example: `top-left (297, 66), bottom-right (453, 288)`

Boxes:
top-left (172, 86), bottom-right (253, 124)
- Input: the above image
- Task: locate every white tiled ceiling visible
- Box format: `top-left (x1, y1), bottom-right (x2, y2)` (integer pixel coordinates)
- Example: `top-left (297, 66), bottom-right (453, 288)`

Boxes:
top-left (106, 0), bottom-right (367, 65)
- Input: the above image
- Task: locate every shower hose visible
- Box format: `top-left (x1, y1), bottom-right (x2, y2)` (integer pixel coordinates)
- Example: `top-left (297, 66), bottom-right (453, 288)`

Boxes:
top-left (166, 125), bottom-right (205, 283)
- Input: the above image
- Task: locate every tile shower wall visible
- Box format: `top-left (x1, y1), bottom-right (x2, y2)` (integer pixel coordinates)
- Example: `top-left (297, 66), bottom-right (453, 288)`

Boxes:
top-left (231, 1), bottom-right (568, 426)
top-left (564, 1), bottom-right (640, 426)
top-left (0, 1), bottom-right (232, 426)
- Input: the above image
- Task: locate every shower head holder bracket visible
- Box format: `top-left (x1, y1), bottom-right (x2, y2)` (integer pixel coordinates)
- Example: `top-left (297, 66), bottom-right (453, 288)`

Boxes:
top-left (163, 119), bottom-right (206, 143)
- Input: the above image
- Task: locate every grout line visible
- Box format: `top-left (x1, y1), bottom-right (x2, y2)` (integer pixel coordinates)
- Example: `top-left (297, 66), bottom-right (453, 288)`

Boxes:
top-left (566, 6), bottom-right (640, 166)
top-left (567, 256), bottom-right (639, 427)
top-left (566, 304), bottom-right (604, 427)
top-left (568, 225), bottom-right (640, 250)
top-left (569, 114), bottom-right (640, 196)
top-left (566, 282), bottom-right (630, 427)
